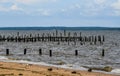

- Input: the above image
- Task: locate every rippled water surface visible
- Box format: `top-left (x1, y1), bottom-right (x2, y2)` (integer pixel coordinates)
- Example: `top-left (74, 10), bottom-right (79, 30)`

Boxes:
top-left (0, 30), bottom-right (120, 69)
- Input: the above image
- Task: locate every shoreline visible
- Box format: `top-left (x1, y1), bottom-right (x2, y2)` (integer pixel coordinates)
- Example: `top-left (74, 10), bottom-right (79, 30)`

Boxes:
top-left (0, 56), bottom-right (120, 75)
top-left (0, 60), bottom-right (118, 76)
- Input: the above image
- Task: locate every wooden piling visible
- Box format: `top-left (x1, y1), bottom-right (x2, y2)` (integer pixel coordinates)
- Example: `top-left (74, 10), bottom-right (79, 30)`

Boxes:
top-left (64, 30), bottom-right (66, 36)
top-left (49, 50), bottom-right (52, 57)
top-left (94, 36), bottom-right (97, 45)
top-left (37, 34), bottom-right (40, 41)
top-left (75, 50), bottom-right (78, 56)
top-left (0, 31), bottom-right (105, 46)
top-left (56, 30), bottom-right (58, 37)
top-left (103, 35), bottom-right (105, 42)
top-left (17, 32), bottom-right (19, 36)
top-left (24, 49), bottom-right (27, 55)
top-left (6, 49), bottom-right (9, 55)
top-left (79, 32), bottom-right (81, 37)
top-left (41, 35), bottom-right (44, 42)
top-left (39, 49), bottom-right (42, 55)
top-left (102, 49), bottom-right (105, 57)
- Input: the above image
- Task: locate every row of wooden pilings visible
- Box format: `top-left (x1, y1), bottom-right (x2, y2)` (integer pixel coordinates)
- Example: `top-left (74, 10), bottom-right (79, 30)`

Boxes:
top-left (0, 36), bottom-right (105, 42)
top-left (0, 36), bottom-right (105, 46)
top-left (0, 31), bottom-right (105, 45)
top-left (6, 49), bottom-right (105, 57)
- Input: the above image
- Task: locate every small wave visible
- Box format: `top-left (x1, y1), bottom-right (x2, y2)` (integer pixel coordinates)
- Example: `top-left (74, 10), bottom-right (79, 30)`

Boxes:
top-left (111, 69), bottom-right (120, 74)
top-left (0, 56), bottom-right (8, 60)
top-left (0, 58), bottom-right (87, 70)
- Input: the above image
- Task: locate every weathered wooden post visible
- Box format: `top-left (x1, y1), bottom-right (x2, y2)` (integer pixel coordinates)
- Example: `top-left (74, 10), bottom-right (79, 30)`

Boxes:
top-left (60, 32), bottom-right (62, 42)
top-left (94, 36), bottom-right (97, 45)
top-left (17, 32), bottom-right (20, 37)
top-left (88, 36), bottom-right (91, 42)
top-left (0, 35), bottom-right (2, 42)
top-left (53, 32), bottom-right (55, 37)
top-left (74, 32), bottom-right (77, 45)
top-left (67, 32), bottom-right (71, 45)
top-left (49, 35), bottom-right (52, 42)
top-left (82, 36), bottom-right (85, 45)
top-left (34, 35), bottom-right (37, 42)
top-left (74, 32), bottom-right (77, 37)
top-left (98, 35), bottom-right (102, 44)
top-left (64, 30), bottom-right (66, 36)
top-left (24, 48), bottom-right (27, 55)
top-left (42, 33), bottom-right (45, 42)
top-left (92, 36), bottom-right (94, 42)
top-left (23, 35), bottom-right (26, 42)
top-left (47, 33), bottom-right (50, 42)
top-left (37, 34), bottom-right (40, 41)
top-left (2, 35), bottom-right (6, 42)
top-left (39, 49), bottom-right (42, 55)
top-left (6, 36), bottom-right (10, 42)
top-left (49, 50), bottom-right (52, 57)
top-left (15, 36), bottom-right (17, 42)
top-left (75, 50), bottom-right (78, 56)
top-left (84, 36), bottom-right (87, 42)
top-left (79, 32), bottom-right (81, 37)
top-left (29, 33), bottom-right (32, 42)
top-left (102, 49), bottom-right (105, 57)
top-left (6, 49), bottom-right (9, 55)
top-left (26, 36), bottom-right (29, 42)
top-left (56, 30), bottom-right (58, 37)
top-left (103, 35), bottom-right (105, 42)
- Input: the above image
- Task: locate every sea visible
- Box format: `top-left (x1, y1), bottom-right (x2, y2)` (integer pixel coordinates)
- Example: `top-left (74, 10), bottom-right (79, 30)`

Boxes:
top-left (0, 27), bottom-right (120, 75)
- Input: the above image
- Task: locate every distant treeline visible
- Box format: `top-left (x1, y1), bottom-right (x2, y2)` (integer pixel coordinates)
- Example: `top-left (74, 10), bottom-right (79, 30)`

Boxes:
top-left (0, 27), bottom-right (120, 30)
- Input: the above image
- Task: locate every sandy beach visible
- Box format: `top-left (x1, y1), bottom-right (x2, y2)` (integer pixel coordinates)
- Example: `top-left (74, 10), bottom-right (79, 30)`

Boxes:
top-left (0, 61), bottom-right (117, 76)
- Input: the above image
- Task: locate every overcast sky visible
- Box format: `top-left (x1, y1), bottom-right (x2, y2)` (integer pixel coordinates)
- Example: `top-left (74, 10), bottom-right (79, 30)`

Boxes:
top-left (0, 0), bottom-right (120, 27)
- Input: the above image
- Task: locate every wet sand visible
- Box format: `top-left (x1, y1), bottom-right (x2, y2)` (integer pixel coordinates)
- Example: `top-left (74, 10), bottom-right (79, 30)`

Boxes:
top-left (0, 61), bottom-right (117, 76)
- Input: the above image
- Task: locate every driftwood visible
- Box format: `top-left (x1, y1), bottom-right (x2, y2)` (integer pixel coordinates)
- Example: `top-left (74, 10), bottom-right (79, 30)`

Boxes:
top-left (82, 66), bottom-right (112, 72)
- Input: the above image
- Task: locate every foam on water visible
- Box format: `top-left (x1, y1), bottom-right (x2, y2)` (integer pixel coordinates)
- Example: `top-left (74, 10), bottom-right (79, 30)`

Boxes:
top-left (0, 58), bottom-right (87, 71)
top-left (0, 56), bottom-right (8, 60)
top-left (111, 69), bottom-right (120, 74)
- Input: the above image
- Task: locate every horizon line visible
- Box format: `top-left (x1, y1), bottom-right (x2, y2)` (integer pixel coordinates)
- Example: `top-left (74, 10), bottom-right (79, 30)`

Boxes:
top-left (0, 26), bottom-right (120, 28)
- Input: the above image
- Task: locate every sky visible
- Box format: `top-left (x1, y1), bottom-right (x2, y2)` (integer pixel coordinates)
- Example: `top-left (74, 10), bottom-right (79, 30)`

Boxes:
top-left (0, 0), bottom-right (120, 27)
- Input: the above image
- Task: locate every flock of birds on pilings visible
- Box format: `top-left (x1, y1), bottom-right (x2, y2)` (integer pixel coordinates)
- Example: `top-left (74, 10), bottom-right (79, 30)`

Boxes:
top-left (0, 30), bottom-right (105, 45)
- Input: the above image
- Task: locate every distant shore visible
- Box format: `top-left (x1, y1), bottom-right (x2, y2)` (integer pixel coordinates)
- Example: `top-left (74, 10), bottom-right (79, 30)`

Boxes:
top-left (0, 26), bottom-right (120, 30)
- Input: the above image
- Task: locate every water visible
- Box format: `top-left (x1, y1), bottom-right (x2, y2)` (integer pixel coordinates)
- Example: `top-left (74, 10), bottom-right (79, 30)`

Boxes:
top-left (0, 30), bottom-right (120, 74)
